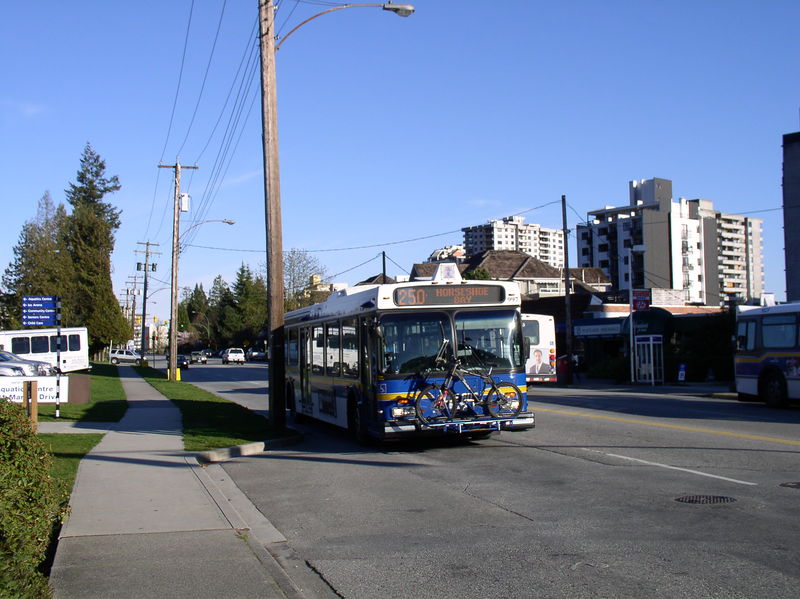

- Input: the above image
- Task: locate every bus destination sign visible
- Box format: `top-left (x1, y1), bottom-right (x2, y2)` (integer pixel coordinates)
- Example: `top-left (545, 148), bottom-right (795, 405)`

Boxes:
top-left (394, 285), bottom-right (505, 307)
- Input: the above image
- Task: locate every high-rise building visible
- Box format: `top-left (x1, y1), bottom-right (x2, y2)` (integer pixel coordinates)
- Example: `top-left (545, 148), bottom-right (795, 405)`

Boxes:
top-left (784, 132), bottom-right (800, 302)
top-left (461, 216), bottom-right (564, 268)
top-left (576, 178), bottom-right (764, 305)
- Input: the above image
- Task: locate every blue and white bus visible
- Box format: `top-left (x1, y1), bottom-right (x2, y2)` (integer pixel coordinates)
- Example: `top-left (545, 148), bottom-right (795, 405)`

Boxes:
top-left (735, 304), bottom-right (800, 407)
top-left (284, 267), bottom-right (534, 441)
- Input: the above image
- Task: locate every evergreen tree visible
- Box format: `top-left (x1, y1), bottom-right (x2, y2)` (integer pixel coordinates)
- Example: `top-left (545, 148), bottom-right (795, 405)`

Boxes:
top-left (463, 266), bottom-right (492, 280)
top-left (62, 144), bottom-right (129, 352)
top-left (208, 275), bottom-right (238, 347)
top-left (1, 193), bottom-right (74, 328)
top-left (232, 264), bottom-right (268, 347)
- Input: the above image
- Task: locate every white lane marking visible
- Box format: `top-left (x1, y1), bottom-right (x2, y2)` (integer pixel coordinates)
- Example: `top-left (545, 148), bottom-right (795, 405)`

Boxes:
top-left (593, 451), bottom-right (758, 486)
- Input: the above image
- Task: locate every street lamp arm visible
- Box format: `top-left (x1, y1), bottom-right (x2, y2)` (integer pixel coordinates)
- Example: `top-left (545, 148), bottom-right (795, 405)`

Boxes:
top-left (276, 3), bottom-right (414, 51)
top-left (179, 219), bottom-right (235, 241)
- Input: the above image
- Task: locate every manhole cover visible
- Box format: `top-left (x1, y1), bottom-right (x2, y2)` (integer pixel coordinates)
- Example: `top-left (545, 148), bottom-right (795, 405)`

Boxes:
top-left (674, 495), bottom-right (737, 504)
top-left (779, 482), bottom-right (800, 489)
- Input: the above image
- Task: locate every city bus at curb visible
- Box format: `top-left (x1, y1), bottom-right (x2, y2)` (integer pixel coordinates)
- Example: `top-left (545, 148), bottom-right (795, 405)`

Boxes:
top-left (0, 327), bottom-right (89, 373)
top-left (735, 304), bottom-right (800, 407)
top-left (284, 266), bottom-right (534, 441)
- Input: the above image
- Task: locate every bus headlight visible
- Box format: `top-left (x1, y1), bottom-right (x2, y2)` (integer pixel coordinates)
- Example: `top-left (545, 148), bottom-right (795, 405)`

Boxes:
top-left (391, 406), bottom-right (417, 419)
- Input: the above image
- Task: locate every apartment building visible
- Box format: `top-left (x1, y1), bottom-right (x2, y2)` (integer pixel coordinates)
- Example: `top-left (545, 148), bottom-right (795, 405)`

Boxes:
top-left (576, 178), bottom-right (764, 306)
top-left (461, 216), bottom-right (564, 268)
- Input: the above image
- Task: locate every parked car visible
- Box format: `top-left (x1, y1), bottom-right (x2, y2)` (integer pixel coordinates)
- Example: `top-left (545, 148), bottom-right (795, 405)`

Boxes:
top-left (190, 351), bottom-right (207, 364)
top-left (0, 349), bottom-right (54, 376)
top-left (221, 347), bottom-right (245, 364)
top-left (0, 363), bottom-right (26, 376)
top-left (246, 348), bottom-right (267, 362)
top-left (110, 348), bottom-right (144, 366)
top-left (176, 354), bottom-right (190, 369)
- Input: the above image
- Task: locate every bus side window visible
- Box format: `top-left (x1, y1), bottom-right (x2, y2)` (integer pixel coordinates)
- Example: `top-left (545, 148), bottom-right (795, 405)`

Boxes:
top-left (50, 335), bottom-right (68, 352)
top-left (69, 334), bottom-right (81, 351)
top-left (11, 336), bottom-right (30, 355)
top-left (31, 336), bottom-right (49, 354)
top-left (326, 323), bottom-right (341, 377)
top-left (762, 315), bottom-right (796, 349)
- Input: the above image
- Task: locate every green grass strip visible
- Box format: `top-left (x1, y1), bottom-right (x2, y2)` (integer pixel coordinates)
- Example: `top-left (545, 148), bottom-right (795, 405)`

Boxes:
top-left (133, 366), bottom-right (286, 451)
top-left (38, 363), bottom-right (127, 422)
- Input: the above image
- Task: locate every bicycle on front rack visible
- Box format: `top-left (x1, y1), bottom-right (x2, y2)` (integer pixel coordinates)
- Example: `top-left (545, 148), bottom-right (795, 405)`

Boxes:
top-left (414, 341), bottom-right (524, 426)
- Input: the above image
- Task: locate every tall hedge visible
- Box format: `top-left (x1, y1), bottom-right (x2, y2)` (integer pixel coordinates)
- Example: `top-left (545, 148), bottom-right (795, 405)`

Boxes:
top-left (0, 399), bottom-right (66, 598)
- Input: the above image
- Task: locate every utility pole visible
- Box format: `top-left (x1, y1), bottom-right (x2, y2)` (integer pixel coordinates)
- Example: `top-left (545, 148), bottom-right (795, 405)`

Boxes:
top-left (136, 242), bottom-right (160, 358)
top-left (159, 161), bottom-right (198, 380)
top-left (259, 0), bottom-right (286, 430)
top-left (126, 275), bottom-right (142, 343)
top-left (561, 195), bottom-right (573, 385)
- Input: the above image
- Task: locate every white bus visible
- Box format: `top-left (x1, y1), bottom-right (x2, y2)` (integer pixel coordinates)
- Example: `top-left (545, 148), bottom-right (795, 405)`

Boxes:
top-left (0, 327), bottom-right (90, 373)
top-left (522, 313), bottom-right (557, 384)
top-left (735, 304), bottom-right (800, 407)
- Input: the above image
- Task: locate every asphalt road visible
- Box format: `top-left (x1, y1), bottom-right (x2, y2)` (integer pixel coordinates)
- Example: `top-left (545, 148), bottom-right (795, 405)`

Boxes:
top-left (215, 382), bottom-right (800, 599)
top-left (150, 355), bottom-right (270, 416)
top-left (149, 359), bottom-right (800, 597)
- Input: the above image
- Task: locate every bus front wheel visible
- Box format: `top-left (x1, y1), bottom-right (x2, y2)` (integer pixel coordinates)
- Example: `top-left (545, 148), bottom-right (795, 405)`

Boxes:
top-left (761, 372), bottom-right (788, 408)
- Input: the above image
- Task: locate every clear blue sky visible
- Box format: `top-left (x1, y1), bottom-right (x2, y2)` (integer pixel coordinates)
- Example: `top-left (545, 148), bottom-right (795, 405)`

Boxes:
top-left (2, 0), bottom-right (799, 323)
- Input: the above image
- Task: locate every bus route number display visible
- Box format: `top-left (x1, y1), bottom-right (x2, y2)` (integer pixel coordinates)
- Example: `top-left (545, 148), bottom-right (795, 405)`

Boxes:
top-left (394, 285), bottom-right (505, 307)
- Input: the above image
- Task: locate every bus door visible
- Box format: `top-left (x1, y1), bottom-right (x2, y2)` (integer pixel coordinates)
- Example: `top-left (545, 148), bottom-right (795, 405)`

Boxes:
top-left (299, 328), bottom-right (313, 416)
top-left (360, 317), bottom-right (377, 422)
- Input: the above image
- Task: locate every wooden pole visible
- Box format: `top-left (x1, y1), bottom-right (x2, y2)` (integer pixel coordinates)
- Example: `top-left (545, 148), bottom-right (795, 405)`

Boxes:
top-left (259, 0), bottom-right (286, 430)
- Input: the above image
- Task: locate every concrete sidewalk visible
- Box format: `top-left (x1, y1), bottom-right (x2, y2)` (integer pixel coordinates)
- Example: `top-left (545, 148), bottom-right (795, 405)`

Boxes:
top-left (47, 367), bottom-right (314, 599)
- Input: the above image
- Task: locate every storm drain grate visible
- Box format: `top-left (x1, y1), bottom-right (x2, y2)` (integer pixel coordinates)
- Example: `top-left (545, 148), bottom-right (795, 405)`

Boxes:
top-left (779, 482), bottom-right (800, 489)
top-left (674, 495), bottom-right (737, 505)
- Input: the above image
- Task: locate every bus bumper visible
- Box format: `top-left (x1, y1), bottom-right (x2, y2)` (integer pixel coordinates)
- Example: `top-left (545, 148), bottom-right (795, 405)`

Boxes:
top-left (381, 412), bottom-right (535, 438)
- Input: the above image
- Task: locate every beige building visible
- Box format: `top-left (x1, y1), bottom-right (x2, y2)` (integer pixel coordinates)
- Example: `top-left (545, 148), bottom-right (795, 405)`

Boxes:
top-left (462, 216), bottom-right (564, 269)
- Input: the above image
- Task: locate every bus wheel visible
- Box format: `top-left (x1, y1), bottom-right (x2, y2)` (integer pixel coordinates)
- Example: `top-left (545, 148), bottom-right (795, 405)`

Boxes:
top-left (348, 396), bottom-right (369, 445)
top-left (761, 372), bottom-right (788, 408)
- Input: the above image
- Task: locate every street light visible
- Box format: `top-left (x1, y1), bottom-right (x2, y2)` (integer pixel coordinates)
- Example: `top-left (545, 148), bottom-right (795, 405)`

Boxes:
top-left (628, 244), bottom-right (646, 384)
top-left (258, 0), bottom-right (414, 429)
top-left (167, 218), bottom-right (235, 381)
top-left (276, 3), bottom-right (415, 50)
top-left (179, 219), bottom-right (236, 253)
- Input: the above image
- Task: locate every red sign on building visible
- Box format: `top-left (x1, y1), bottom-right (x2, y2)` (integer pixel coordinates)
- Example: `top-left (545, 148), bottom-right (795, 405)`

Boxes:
top-left (632, 289), bottom-right (651, 311)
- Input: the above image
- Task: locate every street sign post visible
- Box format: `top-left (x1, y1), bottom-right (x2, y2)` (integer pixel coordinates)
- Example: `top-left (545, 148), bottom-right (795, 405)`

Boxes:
top-left (22, 296), bottom-right (59, 326)
top-left (21, 296), bottom-right (62, 417)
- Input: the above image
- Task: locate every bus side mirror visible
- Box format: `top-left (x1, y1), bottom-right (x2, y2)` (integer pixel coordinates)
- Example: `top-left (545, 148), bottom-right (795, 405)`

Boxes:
top-left (522, 338), bottom-right (531, 356)
top-left (374, 324), bottom-right (384, 339)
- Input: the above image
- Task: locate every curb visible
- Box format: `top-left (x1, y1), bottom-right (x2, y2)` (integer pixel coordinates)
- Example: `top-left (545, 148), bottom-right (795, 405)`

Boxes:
top-left (196, 433), bottom-right (304, 464)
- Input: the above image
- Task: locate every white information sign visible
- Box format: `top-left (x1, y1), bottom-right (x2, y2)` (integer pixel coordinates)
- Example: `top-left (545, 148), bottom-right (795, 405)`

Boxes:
top-left (0, 377), bottom-right (69, 403)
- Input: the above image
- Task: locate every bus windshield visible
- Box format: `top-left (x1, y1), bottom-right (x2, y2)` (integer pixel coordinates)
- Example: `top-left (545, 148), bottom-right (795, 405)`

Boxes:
top-left (380, 312), bottom-right (450, 375)
top-left (455, 309), bottom-right (523, 369)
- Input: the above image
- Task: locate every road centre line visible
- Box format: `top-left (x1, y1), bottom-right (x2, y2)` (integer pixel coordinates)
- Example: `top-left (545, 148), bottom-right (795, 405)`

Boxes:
top-left (534, 407), bottom-right (800, 447)
top-left (591, 451), bottom-right (758, 486)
